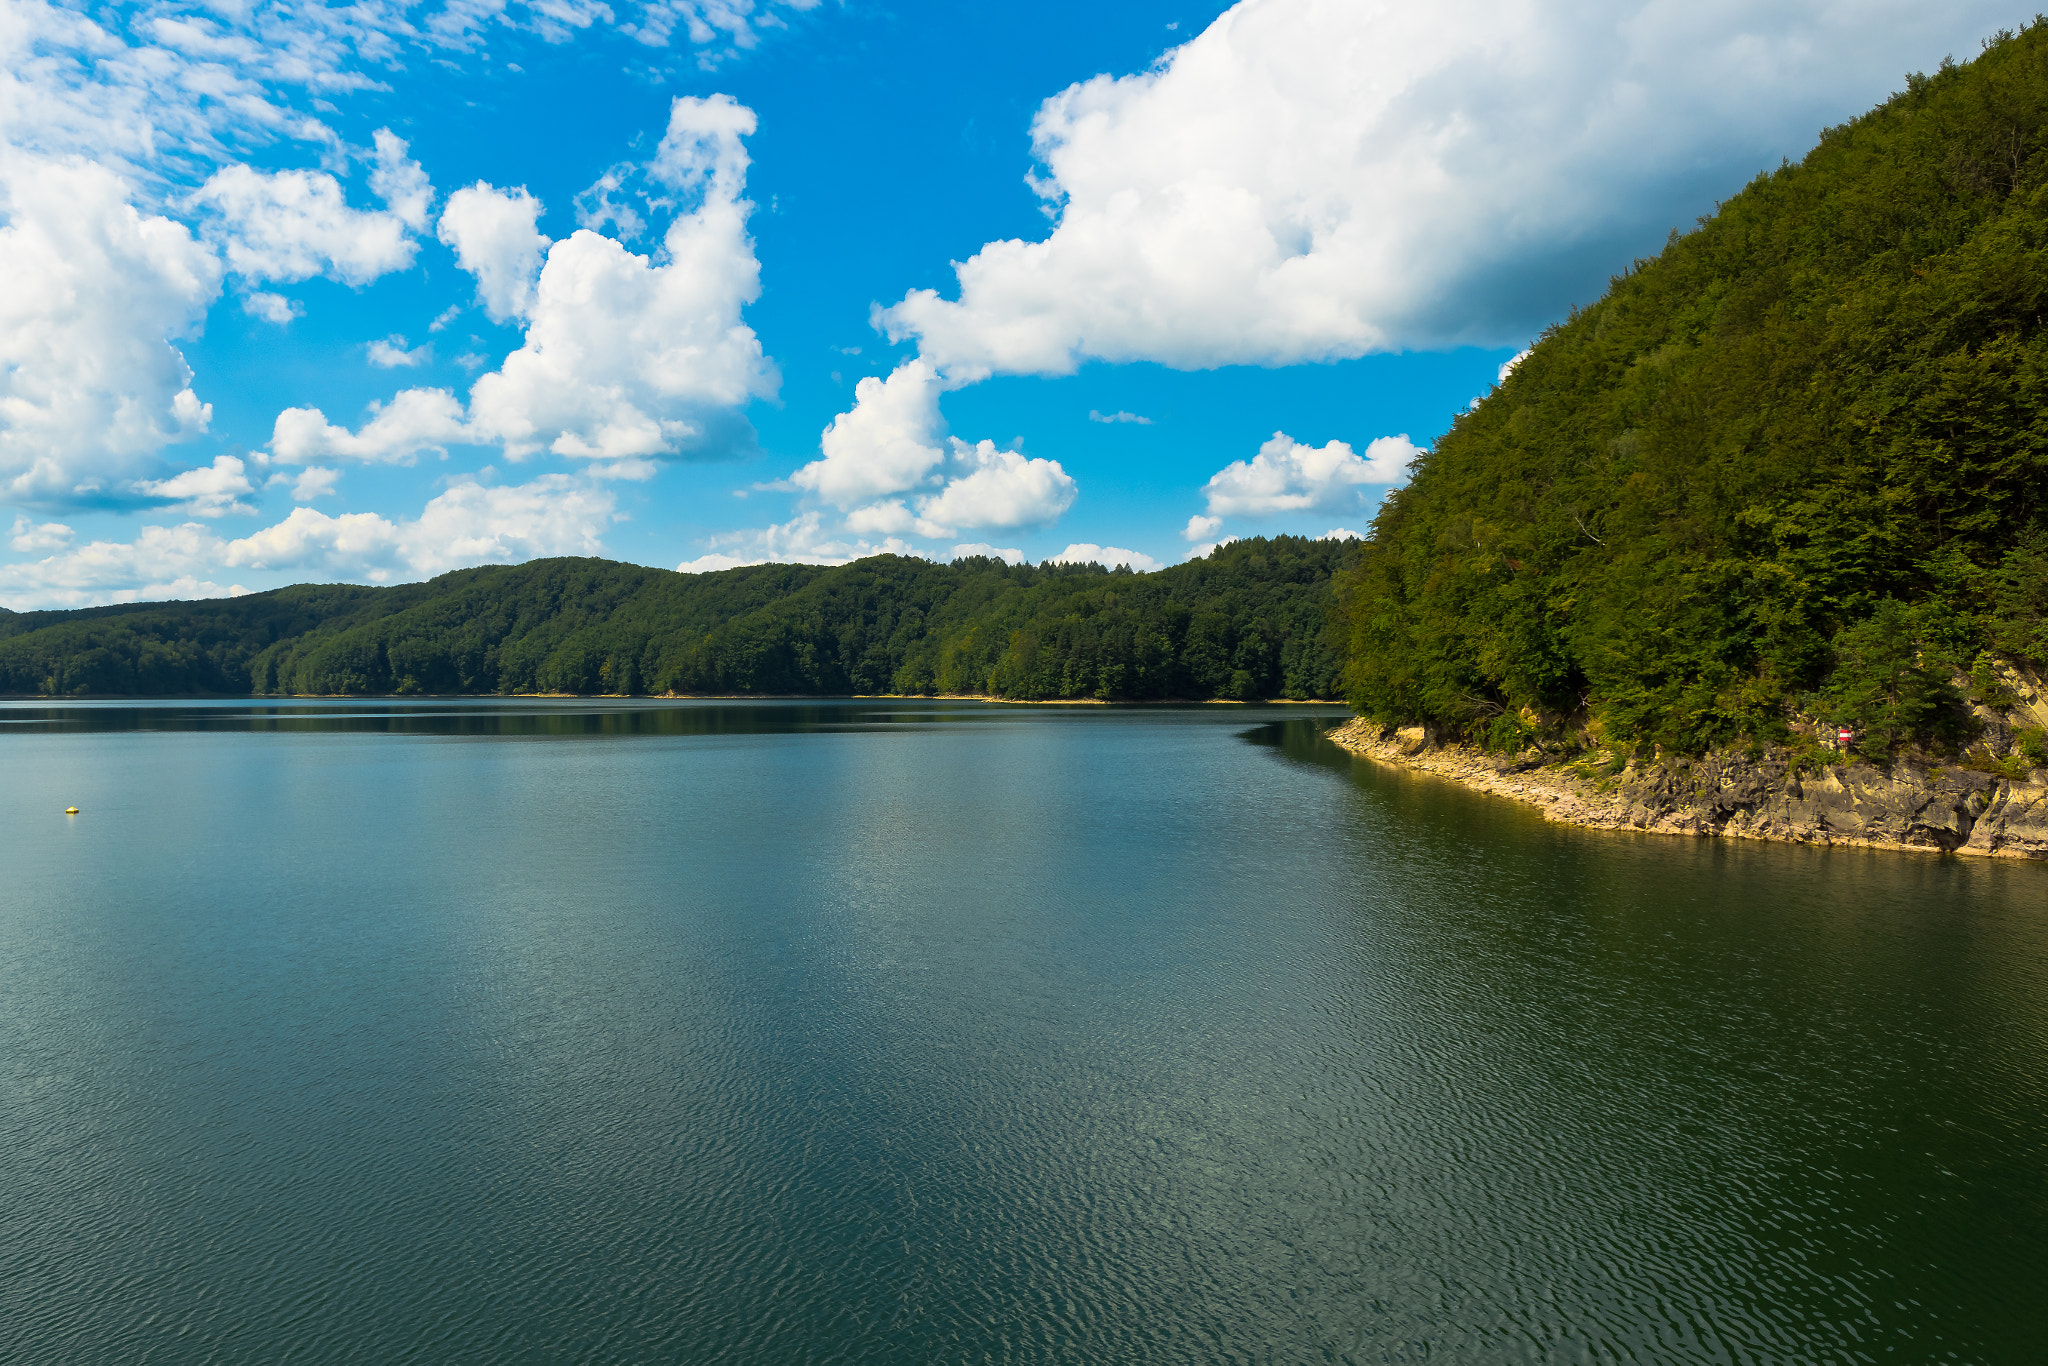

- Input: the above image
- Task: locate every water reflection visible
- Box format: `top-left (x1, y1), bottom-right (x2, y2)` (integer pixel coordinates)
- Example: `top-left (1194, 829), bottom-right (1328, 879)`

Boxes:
top-left (0, 697), bottom-right (1343, 737)
top-left (0, 703), bottom-right (2040, 1363)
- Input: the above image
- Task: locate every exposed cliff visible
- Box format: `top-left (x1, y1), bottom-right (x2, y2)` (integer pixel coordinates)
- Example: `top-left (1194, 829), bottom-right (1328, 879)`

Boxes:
top-left (1326, 716), bottom-right (2048, 860)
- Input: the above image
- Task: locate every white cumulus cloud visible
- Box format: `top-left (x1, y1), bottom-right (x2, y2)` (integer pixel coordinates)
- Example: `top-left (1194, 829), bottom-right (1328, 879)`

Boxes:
top-left (368, 128), bottom-right (432, 231)
top-left (1051, 543), bottom-right (1161, 572)
top-left (10, 515), bottom-right (74, 554)
top-left (675, 510), bottom-right (913, 573)
top-left (283, 466), bottom-right (342, 502)
top-left (949, 542), bottom-right (1024, 565)
top-left (270, 388), bottom-right (470, 464)
top-left (0, 474), bottom-right (617, 608)
top-left (131, 454), bottom-right (256, 517)
top-left (438, 183), bottom-right (550, 323)
top-left (914, 441), bottom-right (1076, 533)
top-left (788, 358), bottom-right (1078, 543)
top-left (243, 292), bottom-right (304, 324)
top-left (466, 218), bottom-right (773, 460)
top-left (304, 99), bottom-right (779, 470)
top-left (877, 0), bottom-right (2015, 377)
top-left (1200, 431), bottom-right (1418, 518)
top-left (0, 156), bottom-right (222, 505)
top-left (0, 0), bottom-right (814, 522)
top-left (795, 360), bottom-right (949, 507)
top-left (193, 138), bottom-right (432, 287)
top-left (367, 335), bottom-right (430, 368)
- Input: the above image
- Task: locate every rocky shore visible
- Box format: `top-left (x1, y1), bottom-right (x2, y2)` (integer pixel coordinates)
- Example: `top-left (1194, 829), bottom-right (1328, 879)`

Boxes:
top-left (1325, 717), bottom-right (2048, 859)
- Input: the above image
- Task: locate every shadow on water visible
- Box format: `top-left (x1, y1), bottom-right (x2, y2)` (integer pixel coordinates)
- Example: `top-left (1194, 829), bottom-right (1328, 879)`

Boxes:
top-left (0, 698), bottom-right (1349, 738)
top-left (1242, 713), bottom-right (2048, 1363)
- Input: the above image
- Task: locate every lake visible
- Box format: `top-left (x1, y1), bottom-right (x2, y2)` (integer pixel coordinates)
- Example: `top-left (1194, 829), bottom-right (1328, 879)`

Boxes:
top-left (2, 699), bottom-right (2043, 1363)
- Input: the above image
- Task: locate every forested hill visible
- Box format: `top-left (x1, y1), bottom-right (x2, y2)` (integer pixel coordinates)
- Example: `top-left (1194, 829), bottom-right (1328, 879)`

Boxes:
top-left (1347, 23), bottom-right (2048, 758)
top-left (0, 537), bottom-right (1357, 700)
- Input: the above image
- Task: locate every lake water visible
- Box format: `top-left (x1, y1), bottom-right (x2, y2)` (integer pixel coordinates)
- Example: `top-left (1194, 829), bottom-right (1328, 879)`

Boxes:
top-left (2, 699), bottom-right (2043, 1364)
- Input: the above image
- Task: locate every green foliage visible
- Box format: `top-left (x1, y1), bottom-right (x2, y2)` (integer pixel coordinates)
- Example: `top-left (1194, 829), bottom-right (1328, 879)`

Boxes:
top-left (0, 538), bottom-right (1358, 701)
top-left (1989, 535), bottom-right (2048, 659)
top-left (1347, 24), bottom-right (2048, 752)
top-left (2019, 725), bottom-right (2048, 768)
top-left (1813, 600), bottom-right (1969, 758)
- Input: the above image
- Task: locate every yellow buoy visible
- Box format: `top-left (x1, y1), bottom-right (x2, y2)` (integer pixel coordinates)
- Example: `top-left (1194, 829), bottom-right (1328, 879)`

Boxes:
top-left (64, 806), bottom-right (79, 815)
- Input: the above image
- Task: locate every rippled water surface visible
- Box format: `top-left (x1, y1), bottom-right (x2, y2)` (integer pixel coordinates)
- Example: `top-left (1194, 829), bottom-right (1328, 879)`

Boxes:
top-left (2, 699), bottom-right (2044, 1364)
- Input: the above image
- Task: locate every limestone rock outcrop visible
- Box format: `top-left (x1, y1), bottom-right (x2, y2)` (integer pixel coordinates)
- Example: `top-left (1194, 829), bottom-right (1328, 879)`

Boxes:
top-left (1326, 718), bottom-right (2048, 859)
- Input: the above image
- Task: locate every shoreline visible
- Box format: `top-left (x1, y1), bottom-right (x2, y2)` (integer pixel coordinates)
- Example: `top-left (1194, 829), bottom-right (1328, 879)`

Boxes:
top-left (1324, 717), bottom-right (2048, 861)
top-left (0, 691), bottom-right (1349, 705)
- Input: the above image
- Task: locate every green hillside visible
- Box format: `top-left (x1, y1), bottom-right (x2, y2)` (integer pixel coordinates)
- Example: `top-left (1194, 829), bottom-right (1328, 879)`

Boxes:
top-left (0, 537), bottom-right (1356, 700)
top-left (1346, 24), bottom-right (2048, 758)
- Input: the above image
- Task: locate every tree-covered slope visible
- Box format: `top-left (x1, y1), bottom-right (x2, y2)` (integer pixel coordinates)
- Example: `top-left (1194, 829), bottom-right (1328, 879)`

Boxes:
top-left (1346, 25), bottom-right (2048, 757)
top-left (0, 537), bottom-right (1356, 699)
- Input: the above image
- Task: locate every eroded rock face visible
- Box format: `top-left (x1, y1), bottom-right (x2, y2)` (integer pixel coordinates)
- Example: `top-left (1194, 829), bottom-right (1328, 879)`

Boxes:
top-left (1325, 719), bottom-right (2048, 859)
top-left (1605, 753), bottom-right (2015, 851)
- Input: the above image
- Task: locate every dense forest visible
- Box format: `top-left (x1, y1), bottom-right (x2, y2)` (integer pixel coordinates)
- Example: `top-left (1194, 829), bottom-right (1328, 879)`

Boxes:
top-left (1345, 24), bottom-right (2048, 759)
top-left (0, 537), bottom-right (1357, 701)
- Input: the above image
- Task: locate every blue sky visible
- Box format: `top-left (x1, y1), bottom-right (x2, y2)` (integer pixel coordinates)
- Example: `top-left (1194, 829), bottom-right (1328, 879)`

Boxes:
top-left (0, 0), bottom-right (2025, 607)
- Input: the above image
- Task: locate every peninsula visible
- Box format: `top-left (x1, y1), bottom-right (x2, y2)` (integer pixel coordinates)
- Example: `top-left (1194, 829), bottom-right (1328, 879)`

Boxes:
top-left (1330, 27), bottom-right (2048, 856)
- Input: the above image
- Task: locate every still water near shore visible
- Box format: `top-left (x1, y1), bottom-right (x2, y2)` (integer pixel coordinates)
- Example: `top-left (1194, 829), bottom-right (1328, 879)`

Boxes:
top-left (2, 699), bottom-right (2043, 1363)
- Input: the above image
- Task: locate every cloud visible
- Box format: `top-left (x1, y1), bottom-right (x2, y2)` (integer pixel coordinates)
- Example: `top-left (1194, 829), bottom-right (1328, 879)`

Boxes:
top-left (0, 0), bottom-right (805, 513)
top-left (1088, 409), bottom-right (1153, 424)
top-left (913, 441), bottom-right (1076, 533)
top-left (1184, 535), bottom-right (1240, 561)
top-left (0, 156), bottom-right (222, 506)
top-left (949, 542), bottom-right (1024, 565)
top-left (281, 466), bottom-right (341, 501)
top-left (1051, 543), bottom-right (1160, 572)
top-left (465, 217), bottom-right (774, 461)
top-left (270, 388), bottom-right (470, 464)
top-left (1468, 346), bottom-right (1535, 410)
top-left (875, 0), bottom-right (2016, 377)
top-left (458, 95), bottom-right (777, 462)
top-left (240, 473), bottom-right (609, 578)
top-left (1200, 431), bottom-right (1418, 517)
top-left (648, 93), bottom-right (755, 199)
top-left (438, 184), bottom-right (550, 322)
top-left (367, 334), bottom-right (430, 368)
top-left (193, 147), bottom-right (431, 286)
top-left (618, 0), bottom-right (824, 61)
top-left (1319, 527), bottom-right (1364, 541)
top-left (674, 552), bottom-right (752, 573)
top-left (790, 358), bottom-right (1078, 539)
top-left (131, 454), bottom-right (257, 517)
top-left (0, 474), bottom-right (617, 608)
top-left (10, 515), bottom-right (74, 554)
top-left (243, 292), bottom-right (304, 324)
top-left (1183, 513), bottom-right (1222, 542)
top-left (368, 128), bottom-right (432, 231)
top-left (794, 360), bottom-right (949, 507)
top-left (675, 510), bottom-right (914, 572)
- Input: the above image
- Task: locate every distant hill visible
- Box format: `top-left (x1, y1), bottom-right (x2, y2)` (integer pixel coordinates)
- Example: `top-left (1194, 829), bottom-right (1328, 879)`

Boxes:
top-left (1346, 23), bottom-right (2048, 759)
top-left (0, 537), bottom-right (1357, 700)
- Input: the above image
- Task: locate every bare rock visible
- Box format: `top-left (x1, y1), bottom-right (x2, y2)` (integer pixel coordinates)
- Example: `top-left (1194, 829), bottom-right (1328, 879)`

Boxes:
top-left (1322, 718), bottom-right (2046, 860)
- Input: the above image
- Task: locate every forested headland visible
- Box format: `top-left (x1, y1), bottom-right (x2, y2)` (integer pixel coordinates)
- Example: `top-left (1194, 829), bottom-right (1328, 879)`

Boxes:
top-left (0, 537), bottom-right (1356, 701)
top-left (1344, 24), bottom-right (2048, 766)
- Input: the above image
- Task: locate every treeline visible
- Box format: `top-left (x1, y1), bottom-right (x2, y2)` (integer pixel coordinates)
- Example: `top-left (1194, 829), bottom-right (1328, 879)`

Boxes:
top-left (1344, 23), bottom-right (2048, 757)
top-left (0, 537), bottom-right (1356, 701)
